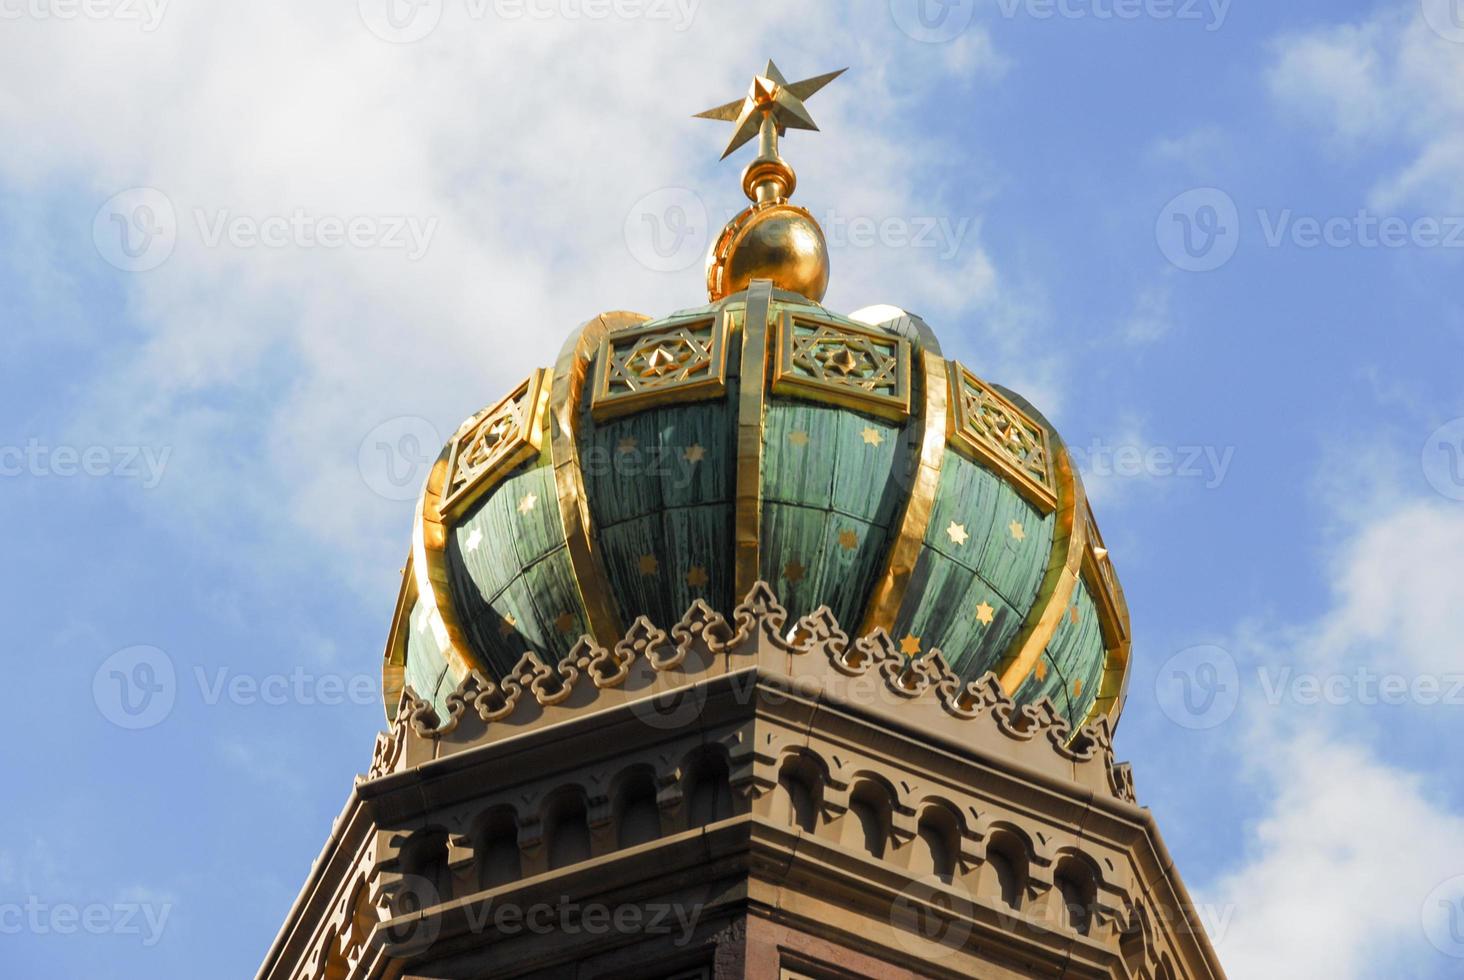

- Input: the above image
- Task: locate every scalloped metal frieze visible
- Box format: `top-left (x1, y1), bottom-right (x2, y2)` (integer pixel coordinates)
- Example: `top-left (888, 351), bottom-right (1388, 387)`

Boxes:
top-left (589, 313), bottom-right (730, 420)
top-left (946, 361), bottom-right (1057, 513)
top-left (770, 312), bottom-right (911, 421)
top-left (439, 368), bottom-right (551, 524)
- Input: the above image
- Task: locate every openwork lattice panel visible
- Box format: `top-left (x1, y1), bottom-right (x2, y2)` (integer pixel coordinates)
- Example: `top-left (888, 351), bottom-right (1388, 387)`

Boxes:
top-left (440, 369), bottom-right (551, 523)
top-left (590, 314), bottom-right (729, 420)
top-left (947, 362), bottom-right (1057, 512)
top-left (771, 313), bottom-right (911, 420)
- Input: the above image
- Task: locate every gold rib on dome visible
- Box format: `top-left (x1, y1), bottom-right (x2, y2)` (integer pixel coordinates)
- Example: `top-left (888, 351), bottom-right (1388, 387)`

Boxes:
top-left (550, 311), bottom-right (650, 643)
top-left (859, 315), bottom-right (947, 637)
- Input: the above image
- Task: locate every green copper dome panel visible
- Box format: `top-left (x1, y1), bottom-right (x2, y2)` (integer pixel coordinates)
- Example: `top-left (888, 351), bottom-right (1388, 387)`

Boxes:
top-left (579, 383), bottom-right (739, 626)
top-left (405, 596), bottom-right (454, 717)
top-left (893, 550), bottom-right (1026, 668)
top-left (447, 448), bottom-right (588, 676)
top-left (1015, 580), bottom-right (1105, 728)
top-left (757, 397), bottom-right (908, 625)
top-left (889, 449), bottom-right (1054, 677)
top-left (921, 449), bottom-right (1054, 610)
top-left (597, 505), bottom-right (730, 628)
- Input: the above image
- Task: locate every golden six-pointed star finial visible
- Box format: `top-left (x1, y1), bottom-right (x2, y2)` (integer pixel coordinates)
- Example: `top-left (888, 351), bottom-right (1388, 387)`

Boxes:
top-left (695, 60), bottom-right (846, 160)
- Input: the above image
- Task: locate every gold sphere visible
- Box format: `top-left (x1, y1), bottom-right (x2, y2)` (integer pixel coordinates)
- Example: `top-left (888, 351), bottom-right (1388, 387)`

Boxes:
top-left (706, 202), bottom-right (830, 303)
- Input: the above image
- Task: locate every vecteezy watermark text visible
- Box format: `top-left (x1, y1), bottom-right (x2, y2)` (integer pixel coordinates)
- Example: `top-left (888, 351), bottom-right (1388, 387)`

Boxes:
top-left (1158, 187), bottom-right (1464, 272)
top-left (991, 0), bottom-right (1230, 30)
top-left (0, 0), bottom-right (168, 30)
top-left (358, 0), bottom-right (698, 44)
top-left (1070, 440), bottom-right (1235, 489)
top-left (94, 188), bottom-right (439, 272)
top-left (93, 645), bottom-right (380, 730)
top-left (0, 440), bottom-right (170, 488)
top-left (624, 188), bottom-right (974, 273)
top-left (1157, 645), bottom-right (1464, 729)
top-left (0, 897), bottom-right (171, 947)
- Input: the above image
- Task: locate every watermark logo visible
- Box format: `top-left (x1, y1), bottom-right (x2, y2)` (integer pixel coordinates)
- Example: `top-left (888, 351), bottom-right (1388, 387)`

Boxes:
top-left (94, 647), bottom-right (384, 729)
top-left (193, 208), bottom-right (437, 260)
top-left (93, 645), bottom-right (176, 730)
top-left (1160, 189), bottom-right (1464, 271)
top-left (93, 188), bottom-right (176, 273)
top-left (1423, 874), bottom-right (1464, 958)
top-left (888, 0), bottom-right (978, 43)
top-left (1257, 666), bottom-right (1464, 707)
top-left (1421, 0), bottom-right (1464, 43)
top-left (1422, 418), bottom-right (1464, 501)
top-left (358, 0), bottom-right (442, 42)
top-left (1155, 644), bottom-right (1239, 729)
top-left (889, 876), bottom-right (975, 958)
top-left (359, 416), bottom-right (441, 502)
top-left (624, 187), bottom-right (708, 273)
top-left (1156, 187), bottom-right (1239, 273)
top-left (629, 682), bottom-right (709, 732)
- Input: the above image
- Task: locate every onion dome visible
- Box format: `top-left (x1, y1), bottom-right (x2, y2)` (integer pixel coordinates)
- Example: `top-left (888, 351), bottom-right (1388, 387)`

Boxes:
top-left (381, 62), bottom-right (1131, 743)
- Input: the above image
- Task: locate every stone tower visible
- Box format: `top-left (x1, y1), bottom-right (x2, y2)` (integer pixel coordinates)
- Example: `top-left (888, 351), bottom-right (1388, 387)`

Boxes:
top-left (258, 63), bottom-right (1226, 980)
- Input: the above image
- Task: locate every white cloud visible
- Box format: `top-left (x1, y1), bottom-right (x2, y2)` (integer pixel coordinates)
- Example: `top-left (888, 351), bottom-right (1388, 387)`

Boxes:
top-left (1207, 726), bottom-right (1464, 979)
top-left (1266, 5), bottom-right (1464, 213)
top-left (1200, 496), bottom-right (1464, 977)
top-left (0, 2), bottom-right (1029, 594)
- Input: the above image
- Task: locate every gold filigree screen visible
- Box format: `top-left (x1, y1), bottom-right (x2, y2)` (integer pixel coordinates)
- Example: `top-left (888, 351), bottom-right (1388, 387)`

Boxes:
top-left (439, 369), bottom-right (551, 523)
top-left (947, 362), bottom-right (1057, 512)
top-left (590, 314), bottom-right (730, 420)
top-left (771, 313), bottom-right (911, 420)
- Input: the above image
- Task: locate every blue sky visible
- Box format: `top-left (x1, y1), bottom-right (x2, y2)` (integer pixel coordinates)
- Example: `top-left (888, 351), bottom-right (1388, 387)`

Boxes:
top-left (3, 0), bottom-right (1464, 976)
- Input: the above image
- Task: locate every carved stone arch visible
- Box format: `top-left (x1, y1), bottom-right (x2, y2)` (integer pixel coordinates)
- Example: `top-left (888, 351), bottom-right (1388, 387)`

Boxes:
top-left (469, 802), bottom-right (522, 890)
top-left (976, 821), bottom-right (1035, 911)
top-left (838, 775), bottom-right (896, 859)
top-left (540, 783), bottom-right (593, 871)
top-left (679, 742), bottom-right (735, 829)
top-left (772, 747), bottom-right (828, 832)
top-left (395, 824), bottom-right (453, 908)
top-left (1052, 847), bottom-right (1103, 936)
top-left (908, 796), bottom-right (964, 883)
top-left (609, 761), bottom-right (663, 848)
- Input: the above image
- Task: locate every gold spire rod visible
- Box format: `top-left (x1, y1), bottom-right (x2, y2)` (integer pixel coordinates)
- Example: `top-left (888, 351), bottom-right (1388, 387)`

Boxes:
top-left (695, 60), bottom-right (845, 205)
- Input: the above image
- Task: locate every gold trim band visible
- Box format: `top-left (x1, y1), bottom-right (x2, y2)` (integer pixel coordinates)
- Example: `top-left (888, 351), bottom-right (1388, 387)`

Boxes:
top-left (995, 438), bottom-right (1088, 696)
top-left (380, 550), bottom-right (416, 722)
top-left (411, 447), bottom-right (484, 689)
top-left (550, 310), bottom-right (649, 644)
top-left (1077, 496), bottom-right (1133, 730)
top-left (860, 343), bottom-right (947, 636)
top-left (734, 281), bottom-right (774, 600)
